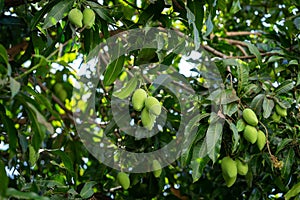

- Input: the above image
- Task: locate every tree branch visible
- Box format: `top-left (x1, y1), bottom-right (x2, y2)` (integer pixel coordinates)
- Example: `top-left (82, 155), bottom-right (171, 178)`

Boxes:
top-left (225, 31), bottom-right (262, 37)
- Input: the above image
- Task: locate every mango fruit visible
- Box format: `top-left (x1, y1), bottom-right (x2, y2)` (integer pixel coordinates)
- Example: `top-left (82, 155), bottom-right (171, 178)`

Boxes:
top-left (221, 157), bottom-right (237, 178)
top-left (271, 112), bottom-right (281, 122)
top-left (236, 118), bottom-right (246, 132)
top-left (117, 172), bottom-right (130, 190)
top-left (145, 96), bottom-right (161, 116)
top-left (236, 160), bottom-right (248, 175)
top-left (68, 8), bottom-right (83, 28)
top-left (257, 130), bottom-right (266, 151)
top-left (243, 125), bottom-right (258, 144)
top-left (132, 89), bottom-right (147, 111)
top-left (141, 108), bottom-right (155, 130)
top-left (242, 108), bottom-right (258, 126)
top-left (223, 173), bottom-right (237, 187)
top-left (152, 160), bottom-right (162, 178)
top-left (83, 8), bottom-right (95, 29)
top-left (275, 104), bottom-right (287, 117)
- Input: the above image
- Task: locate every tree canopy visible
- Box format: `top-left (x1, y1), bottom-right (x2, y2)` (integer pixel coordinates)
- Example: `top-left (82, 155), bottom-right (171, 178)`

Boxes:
top-left (0, 0), bottom-right (299, 199)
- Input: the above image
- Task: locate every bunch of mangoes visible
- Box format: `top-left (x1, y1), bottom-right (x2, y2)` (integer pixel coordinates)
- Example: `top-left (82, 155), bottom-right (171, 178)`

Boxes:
top-left (271, 104), bottom-right (287, 122)
top-left (239, 108), bottom-right (266, 151)
top-left (131, 88), bottom-right (162, 130)
top-left (68, 7), bottom-right (95, 29)
top-left (221, 157), bottom-right (248, 187)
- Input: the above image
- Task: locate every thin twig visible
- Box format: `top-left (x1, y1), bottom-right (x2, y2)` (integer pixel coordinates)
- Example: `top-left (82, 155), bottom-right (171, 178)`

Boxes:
top-left (225, 31), bottom-right (262, 37)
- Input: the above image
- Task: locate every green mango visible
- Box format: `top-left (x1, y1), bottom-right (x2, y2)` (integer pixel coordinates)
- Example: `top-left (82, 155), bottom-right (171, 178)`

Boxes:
top-left (152, 160), bottom-right (162, 178)
top-left (68, 8), bottom-right (83, 28)
top-left (271, 112), bottom-right (281, 122)
top-left (117, 172), bottom-right (130, 190)
top-left (242, 108), bottom-right (258, 126)
top-left (221, 157), bottom-right (237, 178)
top-left (236, 159), bottom-right (248, 175)
top-left (223, 173), bottom-right (237, 187)
top-left (141, 108), bottom-right (155, 130)
top-left (83, 8), bottom-right (95, 29)
top-left (275, 104), bottom-right (287, 117)
top-left (145, 96), bottom-right (161, 116)
top-left (132, 89), bottom-right (147, 111)
top-left (257, 130), bottom-right (266, 151)
top-left (243, 125), bottom-right (258, 144)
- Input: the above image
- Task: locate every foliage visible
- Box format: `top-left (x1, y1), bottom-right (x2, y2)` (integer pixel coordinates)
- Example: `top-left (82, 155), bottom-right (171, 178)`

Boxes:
top-left (0, 0), bottom-right (299, 199)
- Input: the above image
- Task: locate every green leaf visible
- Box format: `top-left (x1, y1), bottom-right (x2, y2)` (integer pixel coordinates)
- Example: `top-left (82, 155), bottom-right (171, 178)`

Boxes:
top-left (186, 0), bottom-right (204, 49)
top-left (87, 1), bottom-right (114, 23)
top-left (236, 60), bottom-right (249, 94)
top-left (230, 0), bottom-right (241, 14)
top-left (49, 150), bottom-right (75, 175)
top-left (206, 121), bottom-right (223, 163)
top-left (262, 97), bottom-right (274, 118)
top-left (190, 141), bottom-right (210, 182)
top-left (250, 94), bottom-right (265, 115)
top-left (282, 148), bottom-right (295, 179)
top-left (245, 42), bottom-right (262, 65)
top-left (288, 60), bottom-right (298, 66)
top-left (6, 188), bottom-right (50, 200)
top-left (207, 88), bottom-right (239, 105)
top-left (293, 17), bottom-right (300, 30)
top-left (204, 13), bottom-right (213, 37)
top-left (113, 77), bottom-right (138, 99)
top-left (267, 55), bottom-right (283, 63)
top-left (276, 138), bottom-right (293, 154)
top-left (80, 181), bottom-right (97, 199)
top-left (0, 43), bottom-right (8, 65)
top-left (29, 145), bottom-right (39, 166)
top-left (227, 120), bottom-right (240, 153)
top-left (43, 0), bottom-right (74, 29)
top-left (285, 182), bottom-right (300, 200)
top-left (275, 80), bottom-right (294, 95)
top-left (9, 78), bottom-right (20, 98)
top-left (223, 102), bottom-right (238, 116)
top-left (0, 104), bottom-right (18, 157)
top-left (0, 160), bottom-right (8, 197)
top-left (103, 55), bottom-right (125, 86)
top-left (27, 103), bottom-right (54, 134)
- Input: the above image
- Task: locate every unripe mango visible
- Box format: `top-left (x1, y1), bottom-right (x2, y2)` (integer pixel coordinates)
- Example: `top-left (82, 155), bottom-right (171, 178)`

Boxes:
top-left (152, 160), bottom-right (162, 178)
top-left (236, 160), bottom-right (248, 175)
top-left (221, 157), bottom-right (237, 178)
top-left (145, 96), bottom-right (161, 116)
top-left (275, 104), bottom-right (287, 117)
top-left (223, 173), bottom-right (237, 187)
top-left (132, 89), bottom-right (147, 111)
top-left (271, 112), bottom-right (281, 122)
top-left (257, 130), bottom-right (266, 151)
top-left (141, 108), bottom-right (155, 130)
top-left (117, 172), bottom-right (130, 190)
top-left (68, 8), bottom-right (83, 28)
top-left (242, 108), bottom-right (258, 126)
top-left (83, 8), bottom-right (95, 29)
top-left (243, 125), bottom-right (258, 144)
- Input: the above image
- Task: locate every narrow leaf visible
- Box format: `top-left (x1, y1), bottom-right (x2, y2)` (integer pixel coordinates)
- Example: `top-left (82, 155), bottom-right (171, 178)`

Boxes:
top-left (0, 160), bottom-right (8, 197)
top-left (0, 44), bottom-right (8, 65)
top-left (9, 78), bottom-right (20, 98)
top-left (262, 97), bottom-right (274, 118)
top-left (285, 182), bottom-right (300, 200)
top-left (87, 1), bottom-right (114, 23)
top-left (250, 94), bottom-right (265, 115)
top-left (282, 148), bottom-right (295, 179)
top-left (228, 121), bottom-right (240, 153)
top-left (206, 121), bottom-right (223, 163)
top-left (43, 0), bottom-right (74, 29)
top-left (80, 181), bottom-right (97, 198)
top-left (230, 0), bottom-right (241, 14)
top-left (29, 145), bottom-right (39, 166)
top-left (113, 77), bottom-right (138, 99)
top-left (245, 42), bottom-right (262, 65)
top-left (275, 80), bottom-right (294, 95)
top-left (103, 55), bottom-right (125, 86)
